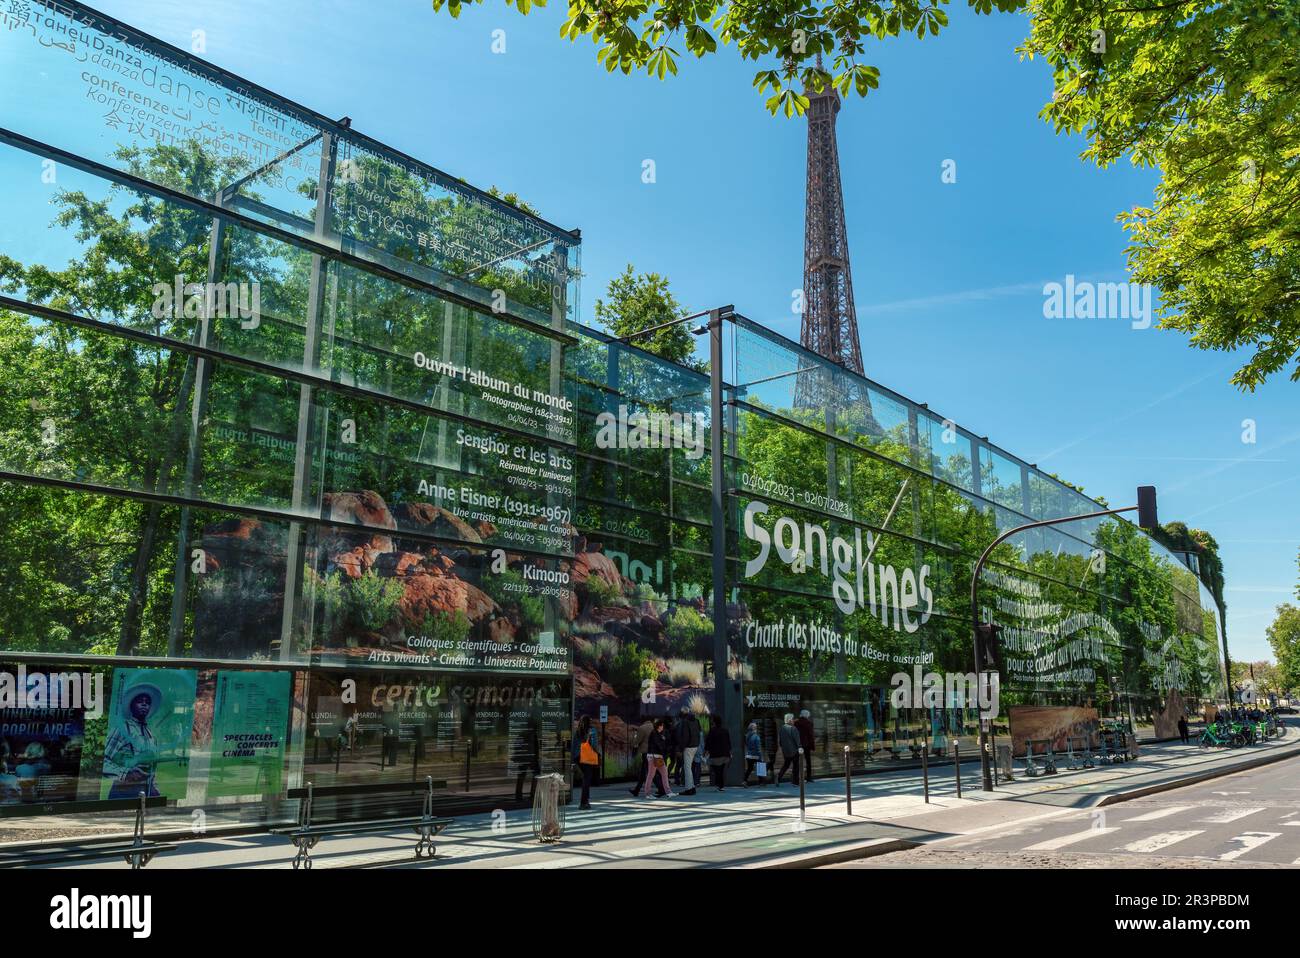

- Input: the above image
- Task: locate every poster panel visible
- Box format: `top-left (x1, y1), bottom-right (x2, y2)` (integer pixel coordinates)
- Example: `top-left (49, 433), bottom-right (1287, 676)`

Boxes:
top-left (205, 670), bottom-right (291, 798)
top-left (0, 668), bottom-right (86, 805)
top-left (100, 668), bottom-right (197, 801)
top-left (1008, 705), bottom-right (1099, 758)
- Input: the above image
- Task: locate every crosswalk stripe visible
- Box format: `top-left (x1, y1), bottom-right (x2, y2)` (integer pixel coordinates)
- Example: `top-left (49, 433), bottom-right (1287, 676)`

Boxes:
top-left (1196, 807), bottom-right (1265, 824)
top-left (1124, 805), bottom-right (1192, 822)
top-left (1025, 827), bottom-right (1119, 851)
top-left (1219, 832), bottom-right (1281, 861)
top-left (1116, 830), bottom-right (1203, 853)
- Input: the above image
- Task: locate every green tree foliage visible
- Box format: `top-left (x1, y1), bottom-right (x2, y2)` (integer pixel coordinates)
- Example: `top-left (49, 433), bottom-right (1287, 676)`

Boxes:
top-left (1151, 521), bottom-right (1226, 609)
top-left (1230, 658), bottom-right (1281, 697)
top-left (481, 569), bottom-right (546, 628)
top-left (315, 570), bottom-right (406, 637)
top-left (437, 2), bottom-right (1299, 388)
top-left (593, 264), bottom-right (698, 366)
top-left (487, 186), bottom-right (541, 217)
top-left (0, 138), bottom-right (575, 659)
top-left (609, 640), bottom-right (658, 690)
top-left (1021, 0), bottom-right (1300, 388)
top-left (0, 143), bottom-right (263, 655)
top-left (1269, 605), bottom-right (1300, 694)
top-left (432, 0), bottom-right (1021, 116)
top-left (1267, 551), bottom-right (1300, 692)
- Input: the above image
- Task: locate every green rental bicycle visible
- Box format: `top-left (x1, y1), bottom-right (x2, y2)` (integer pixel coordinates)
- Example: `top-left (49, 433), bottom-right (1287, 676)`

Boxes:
top-left (1200, 723), bottom-right (1244, 748)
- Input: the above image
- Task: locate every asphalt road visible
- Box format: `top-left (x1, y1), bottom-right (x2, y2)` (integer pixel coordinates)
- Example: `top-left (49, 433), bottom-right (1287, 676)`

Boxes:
top-left (833, 754), bottom-right (1300, 869)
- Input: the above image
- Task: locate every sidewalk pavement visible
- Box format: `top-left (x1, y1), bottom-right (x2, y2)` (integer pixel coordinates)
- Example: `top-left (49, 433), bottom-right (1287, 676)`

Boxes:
top-left (45, 733), bottom-right (1300, 870)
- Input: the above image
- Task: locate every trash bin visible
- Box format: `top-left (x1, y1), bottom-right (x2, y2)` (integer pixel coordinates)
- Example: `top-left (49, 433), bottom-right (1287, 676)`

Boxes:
top-left (531, 773), bottom-right (566, 843)
top-left (995, 744), bottom-right (1013, 777)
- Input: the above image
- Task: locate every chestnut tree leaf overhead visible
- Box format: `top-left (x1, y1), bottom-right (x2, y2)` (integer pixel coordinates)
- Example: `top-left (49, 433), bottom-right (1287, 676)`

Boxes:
top-left (430, 0), bottom-right (1022, 116)
top-left (1022, 0), bottom-right (1300, 389)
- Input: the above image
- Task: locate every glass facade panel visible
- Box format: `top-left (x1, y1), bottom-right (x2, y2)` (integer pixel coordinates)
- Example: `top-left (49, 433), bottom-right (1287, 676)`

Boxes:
top-left (0, 0), bottom-right (1230, 830)
top-left (0, 0), bottom-right (581, 828)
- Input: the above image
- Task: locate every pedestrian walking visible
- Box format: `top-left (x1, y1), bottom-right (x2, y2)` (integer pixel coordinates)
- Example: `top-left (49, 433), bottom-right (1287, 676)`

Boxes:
top-left (704, 715), bottom-right (731, 791)
top-left (574, 715), bottom-right (600, 810)
top-left (628, 716), bottom-right (658, 797)
top-left (1177, 714), bottom-right (1189, 744)
top-left (795, 708), bottom-right (816, 782)
top-left (776, 713), bottom-right (801, 786)
top-left (664, 715), bottom-right (681, 786)
top-left (743, 722), bottom-right (764, 786)
top-left (677, 707), bottom-right (703, 795)
top-left (642, 718), bottom-right (674, 799)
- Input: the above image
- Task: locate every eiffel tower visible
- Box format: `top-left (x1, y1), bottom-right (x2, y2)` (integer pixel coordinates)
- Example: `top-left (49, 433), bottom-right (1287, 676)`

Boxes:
top-left (794, 57), bottom-right (866, 414)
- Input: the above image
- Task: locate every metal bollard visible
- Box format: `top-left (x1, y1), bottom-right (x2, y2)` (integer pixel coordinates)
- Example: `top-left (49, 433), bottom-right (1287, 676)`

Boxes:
top-left (952, 742), bottom-right (962, 799)
top-left (921, 740), bottom-right (930, 803)
top-left (843, 745), bottom-right (852, 816)
top-left (798, 747), bottom-right (806, 822)
top-left (990, 728), bottom-right (998, 786)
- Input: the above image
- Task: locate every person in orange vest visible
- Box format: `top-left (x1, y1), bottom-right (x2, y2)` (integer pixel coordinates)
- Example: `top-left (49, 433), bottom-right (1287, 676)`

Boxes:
top-left (573, 715), bottom-right (601, 810)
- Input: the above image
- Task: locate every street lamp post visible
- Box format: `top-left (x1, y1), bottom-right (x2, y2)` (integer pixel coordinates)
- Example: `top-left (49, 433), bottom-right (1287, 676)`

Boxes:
top-left (969, 487), bottom-right (1158, 792)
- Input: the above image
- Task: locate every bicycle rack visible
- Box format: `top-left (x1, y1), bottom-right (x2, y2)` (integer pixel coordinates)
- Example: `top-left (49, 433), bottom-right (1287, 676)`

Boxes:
top-left (1065, 736), bottom-right (1090, 770)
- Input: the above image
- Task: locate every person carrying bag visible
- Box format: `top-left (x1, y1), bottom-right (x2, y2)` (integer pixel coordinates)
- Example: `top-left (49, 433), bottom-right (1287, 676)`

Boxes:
top-left (641, 717), bottom-right (674, 800)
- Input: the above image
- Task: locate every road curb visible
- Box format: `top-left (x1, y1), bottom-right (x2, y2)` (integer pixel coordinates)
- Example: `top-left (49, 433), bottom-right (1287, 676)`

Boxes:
top-left (756, 742), bottom-right (1300, 868)
top-left (1095, 742), bottom-right (1300, 807)
top-left (745, 836), bottom-right (920, 869)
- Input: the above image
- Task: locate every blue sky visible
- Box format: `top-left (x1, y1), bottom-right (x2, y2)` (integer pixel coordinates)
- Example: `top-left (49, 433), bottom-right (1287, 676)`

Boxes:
top-left (32, 1), bottom-right (1300, 664)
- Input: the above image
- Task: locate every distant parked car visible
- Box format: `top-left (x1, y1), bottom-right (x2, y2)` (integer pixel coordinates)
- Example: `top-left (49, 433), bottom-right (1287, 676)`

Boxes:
top-left (1273, 706), bottom-right (1297, 715)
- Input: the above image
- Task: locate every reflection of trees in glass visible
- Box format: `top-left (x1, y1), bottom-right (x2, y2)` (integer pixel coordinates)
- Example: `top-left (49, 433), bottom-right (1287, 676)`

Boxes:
top-left (0, 141), bottom-right (266, 655)
top-left (726, 387), bottom-right (1224, 713)
top-left (324, 153), bottom-right (564, 318)
top-left (1151, 521), bottom-right (1225, 609)
top-left (0, 138), bottom-right (576, 660)
top-left (281, 169), bottom-right (564, 438)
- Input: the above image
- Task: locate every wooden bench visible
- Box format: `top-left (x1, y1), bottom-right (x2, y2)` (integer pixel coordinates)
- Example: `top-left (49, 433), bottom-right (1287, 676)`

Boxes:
top-left (270, 776), bottom-right (451, 870)
top-left (0, 793), bottom-right (176, 870)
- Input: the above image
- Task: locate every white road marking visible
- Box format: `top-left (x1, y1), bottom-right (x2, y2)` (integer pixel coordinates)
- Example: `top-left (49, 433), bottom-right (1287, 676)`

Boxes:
top-left (1116, 831), bottom-right (1203, 853)
top-left (922, 807), bottom-right (1086, 848)
top-left (1219, 832), bottom-right (1282, 861)
top-left (1196, 807), bottom-right (1265, 824)
top-left (1024, 827), bottom-right (1119, 851)
top-left (1124, 805), bottom-right (1193, 822)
